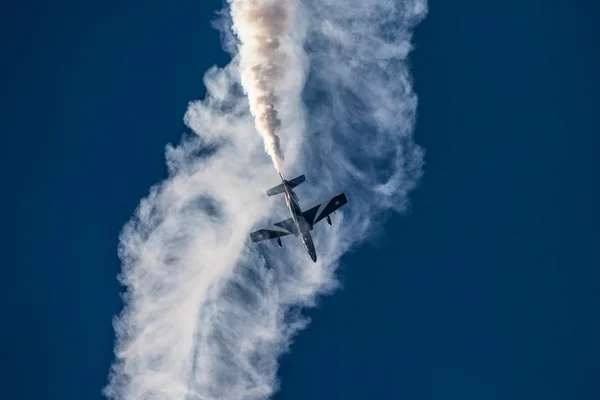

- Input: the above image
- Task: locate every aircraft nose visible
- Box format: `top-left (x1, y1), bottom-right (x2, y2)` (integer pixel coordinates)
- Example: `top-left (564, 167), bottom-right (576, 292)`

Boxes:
top-left (311, 251), bottom-right (317, 263)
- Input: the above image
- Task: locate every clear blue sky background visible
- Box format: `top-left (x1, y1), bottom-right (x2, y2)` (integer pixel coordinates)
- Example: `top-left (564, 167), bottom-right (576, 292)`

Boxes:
top-left (2, 1), bottom-right (599, 399)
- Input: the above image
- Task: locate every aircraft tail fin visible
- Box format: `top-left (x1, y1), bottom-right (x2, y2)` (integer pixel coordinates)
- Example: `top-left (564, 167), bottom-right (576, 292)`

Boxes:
top-left (266, 174), bottom-right (306, 196)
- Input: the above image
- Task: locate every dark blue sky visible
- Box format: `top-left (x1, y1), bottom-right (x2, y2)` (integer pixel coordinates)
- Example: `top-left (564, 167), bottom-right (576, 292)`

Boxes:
top-left (2, 1), bottom-right (599, 399)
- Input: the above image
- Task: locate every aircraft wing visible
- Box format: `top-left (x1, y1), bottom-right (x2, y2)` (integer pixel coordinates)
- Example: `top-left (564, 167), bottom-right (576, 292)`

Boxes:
top-left (303, 193), bottom-right (348, 228)
top-left (249, 217), bottom-right (299, 242)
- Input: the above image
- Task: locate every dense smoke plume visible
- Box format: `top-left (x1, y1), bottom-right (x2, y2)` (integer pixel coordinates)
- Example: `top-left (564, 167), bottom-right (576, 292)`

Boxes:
top-left (105, 0), bottom-right (428, 399)
top-left (229, 0), bottom-right (299, 171)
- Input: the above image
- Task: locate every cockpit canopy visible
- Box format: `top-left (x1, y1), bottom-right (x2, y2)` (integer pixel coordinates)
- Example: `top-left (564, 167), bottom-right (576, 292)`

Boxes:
top-left (300, 233), bottom-right (311, 248)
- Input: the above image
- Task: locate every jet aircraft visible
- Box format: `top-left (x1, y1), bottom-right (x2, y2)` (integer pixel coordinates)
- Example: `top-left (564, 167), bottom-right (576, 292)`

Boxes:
top-left (249, 173), bottom-right (348, 262)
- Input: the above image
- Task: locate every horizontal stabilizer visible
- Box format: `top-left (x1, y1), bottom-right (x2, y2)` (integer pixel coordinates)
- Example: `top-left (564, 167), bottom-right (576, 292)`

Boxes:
top-left (266, 174), bottom-right (306, 196)
top-left (265, 184), bottom-right (285, 196)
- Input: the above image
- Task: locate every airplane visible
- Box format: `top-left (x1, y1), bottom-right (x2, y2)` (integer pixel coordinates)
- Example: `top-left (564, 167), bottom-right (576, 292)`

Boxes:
top-left (249, 173), bottom-right (348, 262)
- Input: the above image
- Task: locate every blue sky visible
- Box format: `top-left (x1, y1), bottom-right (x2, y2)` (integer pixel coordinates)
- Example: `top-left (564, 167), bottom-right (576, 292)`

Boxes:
top-left (2, 0), bottom-right (599, 399)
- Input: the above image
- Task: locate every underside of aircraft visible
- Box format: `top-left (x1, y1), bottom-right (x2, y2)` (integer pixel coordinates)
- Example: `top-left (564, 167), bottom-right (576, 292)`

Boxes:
top-left (249, 173), bottom-right (348, 262)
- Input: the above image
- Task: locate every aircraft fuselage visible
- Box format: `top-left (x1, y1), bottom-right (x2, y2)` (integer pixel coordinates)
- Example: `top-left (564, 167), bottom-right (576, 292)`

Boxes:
top-left (281, 177), bottom-right (317, 262)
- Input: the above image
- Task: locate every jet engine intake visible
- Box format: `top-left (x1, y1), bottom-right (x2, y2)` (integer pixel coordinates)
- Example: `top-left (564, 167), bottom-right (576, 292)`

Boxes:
top-left (326, 215), bottom-right (332, 226)
top-left (276, 237), bottom-right (282, 247)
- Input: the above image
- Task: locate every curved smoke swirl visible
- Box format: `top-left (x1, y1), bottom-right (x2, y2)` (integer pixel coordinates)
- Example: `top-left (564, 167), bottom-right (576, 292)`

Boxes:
top-left (105, 0), bottom-right (428, 399)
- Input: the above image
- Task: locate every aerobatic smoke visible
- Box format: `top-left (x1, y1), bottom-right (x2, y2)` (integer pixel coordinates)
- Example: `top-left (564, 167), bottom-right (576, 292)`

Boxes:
top-left (229, 0), bottom-right (299, 171)
top-left (105, 0), bottom-right (428, 399)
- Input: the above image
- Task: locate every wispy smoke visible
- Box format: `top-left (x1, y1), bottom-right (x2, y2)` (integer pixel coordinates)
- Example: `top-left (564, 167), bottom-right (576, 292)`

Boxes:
top-left (105, 0), bottom-right (427, 399)
top-left (229, 0), bottom-right (299, 171)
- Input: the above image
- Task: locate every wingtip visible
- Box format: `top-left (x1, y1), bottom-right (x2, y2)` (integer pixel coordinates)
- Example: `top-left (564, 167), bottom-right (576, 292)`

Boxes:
top-left (339, 193), bottom-right (348, 204)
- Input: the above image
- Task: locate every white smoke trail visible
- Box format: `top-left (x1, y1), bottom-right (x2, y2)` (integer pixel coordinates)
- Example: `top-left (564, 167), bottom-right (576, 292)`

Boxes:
top-left (105, 0), bottom-right (427, 399)
top-left (229, 0), bottom-right (303, 171)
